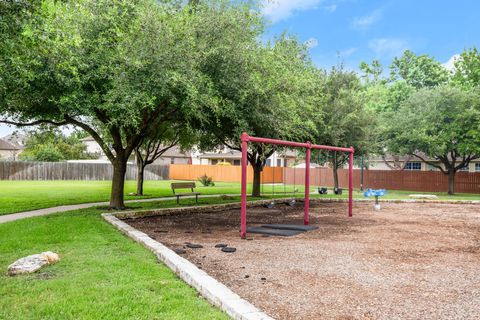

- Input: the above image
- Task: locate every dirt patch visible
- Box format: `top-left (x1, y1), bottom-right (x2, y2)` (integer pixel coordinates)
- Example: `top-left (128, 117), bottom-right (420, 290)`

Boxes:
top-left (126, 202), bottom-right (480, 320)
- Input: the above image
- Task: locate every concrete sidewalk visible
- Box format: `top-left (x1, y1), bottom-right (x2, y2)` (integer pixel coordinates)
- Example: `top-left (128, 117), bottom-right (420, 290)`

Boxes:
top-left (0, 194), bottom-right (236, 225)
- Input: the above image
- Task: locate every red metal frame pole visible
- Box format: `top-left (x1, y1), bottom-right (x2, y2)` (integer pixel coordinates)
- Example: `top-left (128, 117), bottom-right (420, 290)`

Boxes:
top-left (304, 142), bottom-right (311, 225)
top-left (239, 133), bottom-right (354, 237)
top-left (348, 148), bottom-right (354, 217)
top-left (240, 132), bottom-right (249, 238)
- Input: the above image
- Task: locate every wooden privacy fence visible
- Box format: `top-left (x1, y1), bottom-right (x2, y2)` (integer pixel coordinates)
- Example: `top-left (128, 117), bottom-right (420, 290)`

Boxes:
top-left (360, 170), bottom-right (480, 194)
top-left (0, 161), bottom-right (169, 181)
top-left (283, 167), bottom-right (480, 194)
top-left (170, 164), bottom-right (283, 183)
top-left (172, 164), bottom-right (480, 193)
top-left (2, 161), bottom-right (479, 193)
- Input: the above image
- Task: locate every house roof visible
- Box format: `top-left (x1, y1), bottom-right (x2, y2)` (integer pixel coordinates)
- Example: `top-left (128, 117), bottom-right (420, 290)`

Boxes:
top-left (159, 145), bottom-right (191, 158)
top-left (0, 138), bottom-right (21, 151)
top-left (278, 150), bottom-right (297, 158)
top-left (199, 151), bottom-right (242, 160)
top-left (2, 133), bottom-right (26, 148)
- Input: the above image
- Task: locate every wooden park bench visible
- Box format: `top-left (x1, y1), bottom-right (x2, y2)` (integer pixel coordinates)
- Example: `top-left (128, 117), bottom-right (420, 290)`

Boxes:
top-left (171, 182), bottom-right (201, 204)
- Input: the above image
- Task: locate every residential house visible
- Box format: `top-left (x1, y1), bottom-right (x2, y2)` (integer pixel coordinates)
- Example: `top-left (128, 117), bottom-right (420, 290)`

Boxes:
top-left (2, 133), bottom-right (26, 148)
top-left (80, 136), bottom-right (191, 164)
top-left (153, 146), bottom-right (191, 165)
top-left (80, 136), bottom-right (296, 167)
top-left (368, 154), bottom-right (480, 173)
top-left (191, 148), bottom-right (297, 167)
top-left (0, 138), bottom-right (22, 160)
top-left (80, 136), bottom-right (107, 160)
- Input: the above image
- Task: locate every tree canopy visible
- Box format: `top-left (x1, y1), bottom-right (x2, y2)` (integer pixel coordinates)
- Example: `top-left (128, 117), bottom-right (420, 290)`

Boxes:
top-left (196, 36), bottom-right (319, 196)
top-left (2, 0), bottom-right (479, 199)
top-left (390, 50), bottom-right (449, 88)
top-left (0, 0), bottom-right (264, 207)
top-left (19, 128), bottom-right (94, 162)
top-left (452, 47), bottom-right (480, 88)
top-left (313, 66), bottom-right (374, 188)
top-left (384, 86), bottom-right (480, 194)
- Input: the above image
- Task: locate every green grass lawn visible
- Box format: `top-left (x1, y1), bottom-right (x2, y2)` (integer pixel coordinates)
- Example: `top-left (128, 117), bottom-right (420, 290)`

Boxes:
top-left (1, 186), bottom-right (479, 319)
top-left (1, 180), bottom-right (479, 215)
top-left (0, 180), bottom-right (244, 215)
top-left (0, 199), bottom-right (238, 320)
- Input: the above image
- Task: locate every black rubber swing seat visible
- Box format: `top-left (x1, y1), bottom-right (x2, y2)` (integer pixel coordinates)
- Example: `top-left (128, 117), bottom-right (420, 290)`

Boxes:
top-left (262, 224), bottom-right (319, 231)
top-left (263, 202), bottom-right (275, 209)
top-left (246, 223), bottom-right (319, 237)
top-left (246, 227), bottom-right (304, 237)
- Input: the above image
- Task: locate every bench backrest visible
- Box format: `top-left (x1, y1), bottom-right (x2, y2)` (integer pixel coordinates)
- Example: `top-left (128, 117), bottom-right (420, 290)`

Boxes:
top-left (171, 182), bottom-right (196, 192)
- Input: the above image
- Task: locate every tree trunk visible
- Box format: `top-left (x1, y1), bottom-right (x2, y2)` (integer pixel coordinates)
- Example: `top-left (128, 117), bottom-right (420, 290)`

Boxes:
top-left (333, 166), bottom-right (339, 189)
top-left (136, 161), bottom-right (145, 196)
top-left (110, 159), bottom-right (127, 209)
top-left (252, 164), bottom-right (262, 197)
top-left (447, 170), bottom-right (456, 195)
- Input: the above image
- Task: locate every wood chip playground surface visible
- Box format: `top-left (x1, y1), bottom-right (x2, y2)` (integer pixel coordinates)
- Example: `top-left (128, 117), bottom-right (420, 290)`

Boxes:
top-left (126, 201), bottom-right (480, 320)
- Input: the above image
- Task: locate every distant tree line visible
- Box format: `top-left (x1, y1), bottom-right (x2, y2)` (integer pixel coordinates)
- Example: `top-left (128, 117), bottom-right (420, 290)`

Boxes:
top-left (361, 49), bottom-right (480, 194)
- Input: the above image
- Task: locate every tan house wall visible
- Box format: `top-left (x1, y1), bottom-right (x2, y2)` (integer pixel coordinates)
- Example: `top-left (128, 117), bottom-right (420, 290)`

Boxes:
top-left (0, 149), bottom-right (21, 161)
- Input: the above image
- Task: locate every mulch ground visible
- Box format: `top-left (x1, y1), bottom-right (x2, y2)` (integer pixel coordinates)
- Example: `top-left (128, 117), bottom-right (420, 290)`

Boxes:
top-left (126, 202), bottom-right (480, 320)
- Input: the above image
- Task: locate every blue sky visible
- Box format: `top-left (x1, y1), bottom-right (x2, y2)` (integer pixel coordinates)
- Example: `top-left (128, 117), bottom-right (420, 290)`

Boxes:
top-left (1, 0), bottom-right (479, 137)
top-left (262, 0), bottom-right (480, 71)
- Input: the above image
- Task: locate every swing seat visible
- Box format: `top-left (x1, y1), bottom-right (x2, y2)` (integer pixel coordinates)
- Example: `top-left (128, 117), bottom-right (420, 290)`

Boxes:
top-left (263, 201), bottom-right (275, 209)
top-left (318, 187), bottom-right (328, 194)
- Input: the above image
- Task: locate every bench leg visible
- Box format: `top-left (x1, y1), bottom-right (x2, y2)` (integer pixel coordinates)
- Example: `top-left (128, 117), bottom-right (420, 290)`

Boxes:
top-left (195, 194), bottom-right (198, 203)
top-left (177, 196), bottom-right (179, 204)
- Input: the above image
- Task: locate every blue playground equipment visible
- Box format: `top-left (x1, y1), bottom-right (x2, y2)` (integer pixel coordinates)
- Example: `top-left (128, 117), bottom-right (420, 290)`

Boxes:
top-left (364, 189), bottom-right (387, 210)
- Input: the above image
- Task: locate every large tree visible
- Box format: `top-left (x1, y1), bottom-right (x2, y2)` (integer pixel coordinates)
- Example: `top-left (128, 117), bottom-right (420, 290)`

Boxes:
top-left (1, 0), bottom-right (262, 208)
top-left (197, 37), bottom-right (319, 196)
top-left (384, 86), bottom-right (480, 194)
top-left (314, 66), bottom-right (374, 189)
top-left (452, 47), bottom-right (480, 88)
top-left (390, 50), bottom-right (449, 89)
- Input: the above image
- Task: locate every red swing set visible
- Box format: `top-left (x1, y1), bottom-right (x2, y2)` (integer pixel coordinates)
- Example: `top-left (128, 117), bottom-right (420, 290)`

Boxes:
top-left (240, 132), bottom-right (354, 239)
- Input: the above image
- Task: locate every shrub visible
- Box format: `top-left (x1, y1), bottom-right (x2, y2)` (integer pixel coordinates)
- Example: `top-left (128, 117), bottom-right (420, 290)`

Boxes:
top-left (34, 145), bottom-right (65, 162)
top-left (197, 174), bottom-right (215, 187)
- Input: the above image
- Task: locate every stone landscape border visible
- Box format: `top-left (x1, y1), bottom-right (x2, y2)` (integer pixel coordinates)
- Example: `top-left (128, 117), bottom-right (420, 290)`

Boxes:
top-left (103, 197), bottom-right (479, 320)
top-left (102, 208), bottom-right (275, 320)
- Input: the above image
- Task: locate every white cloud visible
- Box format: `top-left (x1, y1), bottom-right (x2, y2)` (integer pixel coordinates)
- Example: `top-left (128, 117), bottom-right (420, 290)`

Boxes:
top-left (442, 54), bottom-right (461, 72)
top-left (368, 38), bottom-right (408, 58)
top-left (323, 4), bottom-right (337, 13)
top-left (262, 0), bottom-right (323, 23)
top-left (339, 47), bottom-right (357, 57)
top-left (352, 9), bottom-right (382, 29)
top-left (305, 37), bottom-right (319, 49)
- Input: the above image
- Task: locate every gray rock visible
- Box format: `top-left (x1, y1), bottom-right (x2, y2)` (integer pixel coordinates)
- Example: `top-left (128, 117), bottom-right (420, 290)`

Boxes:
top-left (8, 252), bottom-right (59, 276)
top-left (409, 194), bottom-right (439, 199)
